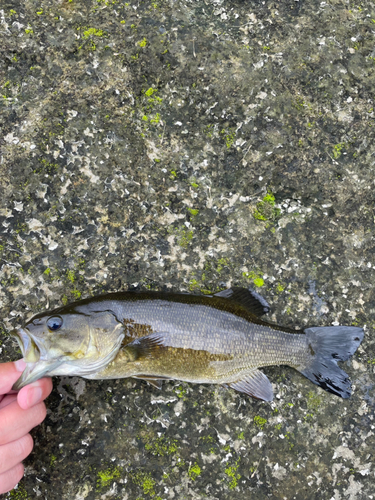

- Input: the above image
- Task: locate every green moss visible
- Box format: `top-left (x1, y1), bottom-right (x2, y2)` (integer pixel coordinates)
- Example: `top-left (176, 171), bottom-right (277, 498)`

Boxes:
top-left (67, 270), bottom-right (75, 283)
top-left (306, 391), bottom-right (321, 411)
top-left (38, 158), bottom-right (59, 174)
top-left (200, 435), bottom-right (214, 443)
top-left (176, 385), bottom-right (187, 399)
top-left (253, 277), bottom-right (264, 287)
top-left (216, 257), bottom-right (229, 274)
top-left (150, 113), bottom-right (160, 124)
top-left (44, 267), bottom-right (51, 275)
top-left (62, 295), bottom-right (68, 306)
top-left (187, 208), bottom-right (199, 216)
top-left (332, 142), bottom-right (346, 159)
top-left (254, 415), bottom-right (267, 430)
top-left (9, 483), bottom-right (28, 498)
top-left (50, 454), bottom-right (57, 467)
top-left (176, 457), bottom-right (186, 468)
top-left (132, 472), bottom-right (156, 496)
top-left (72, 290), bottom-right (81, 299)
top-left (145, 90), bottom-right (162, 108)
top-left (145, 87), bottom-right (156, 97)
top-left (138, 38), bottom-right (147, 47)
top-left (292, 96), bottom-right (306, 111)
top-left (237, 431), bottom-right (244, 439)
top-left (144, 436), bottom-right (179, 456)
top-left (221, 128), bottom-right (236, 149)
top-left (188, 462), bottom-right (201, 480)
top-left (169, 226), bottom-right (193, 248)
top-left (284, 431), bottom-right (294, 450)
top-left (97, 466), bottom-right (121, 488)
top-left (83, 28), bottom-right (105, 38)
top-left (224, 458), bottom-right (241, 490)
top-left (242, 270), bottom-right (264, 288)
top-left (189, 278), bottom-right (199, 291)
top-left (1, 275), bottom-right (18, 286)
top-left (253, 190), bottom-right (280, 222)
top-left (303, 413), bottom-right (314, 423)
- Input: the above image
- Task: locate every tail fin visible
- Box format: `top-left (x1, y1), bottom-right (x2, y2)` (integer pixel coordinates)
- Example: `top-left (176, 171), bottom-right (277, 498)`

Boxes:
top-left (298, 326), bottom-right (364, 398)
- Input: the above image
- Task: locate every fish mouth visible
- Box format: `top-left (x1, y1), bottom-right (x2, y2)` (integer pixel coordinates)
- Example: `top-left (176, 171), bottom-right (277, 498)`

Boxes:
top-left (10, 328), bottom-right (59, 391)
top-left (10, 328), bottom-right (41, 364)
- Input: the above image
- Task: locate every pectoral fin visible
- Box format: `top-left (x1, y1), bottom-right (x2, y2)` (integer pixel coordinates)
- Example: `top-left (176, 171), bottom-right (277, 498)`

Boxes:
top-left (223, 369), bottom-right (273, 401)
top-left (124, 334), bottom-right (166, 360)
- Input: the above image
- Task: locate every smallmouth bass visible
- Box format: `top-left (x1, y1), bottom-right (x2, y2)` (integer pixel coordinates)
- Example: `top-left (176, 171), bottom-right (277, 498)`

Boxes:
top-left (11, 288), bottom-right (364, 400)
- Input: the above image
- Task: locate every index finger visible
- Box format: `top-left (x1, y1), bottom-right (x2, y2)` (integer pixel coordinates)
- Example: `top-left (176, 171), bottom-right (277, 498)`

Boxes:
top-left (0, 360), bottom-right (26, 395)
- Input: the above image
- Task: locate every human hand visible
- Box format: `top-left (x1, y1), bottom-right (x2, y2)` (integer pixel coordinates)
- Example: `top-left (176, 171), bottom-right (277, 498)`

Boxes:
top-left (0, 360), bottom-right (53, 494)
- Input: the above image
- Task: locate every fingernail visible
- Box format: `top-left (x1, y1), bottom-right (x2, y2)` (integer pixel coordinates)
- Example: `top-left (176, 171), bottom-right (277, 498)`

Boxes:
top-left (14, 359), bottom-right (26, 372)
top-left (27, 386), bottom-right (43, 407)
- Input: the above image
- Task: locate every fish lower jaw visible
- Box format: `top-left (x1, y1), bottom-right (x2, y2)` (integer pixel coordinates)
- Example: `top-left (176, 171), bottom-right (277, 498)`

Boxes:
top-left (12, 359), bottom-right (60, 390)
top-left (47, 362), bottom-right (85, 376)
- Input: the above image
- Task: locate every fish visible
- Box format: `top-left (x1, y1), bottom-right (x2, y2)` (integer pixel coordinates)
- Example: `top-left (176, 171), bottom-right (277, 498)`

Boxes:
top-left (10, 288), bottom-right (364, 401)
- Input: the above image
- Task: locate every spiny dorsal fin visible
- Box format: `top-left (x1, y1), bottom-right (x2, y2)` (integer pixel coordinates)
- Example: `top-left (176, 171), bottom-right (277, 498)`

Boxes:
top-left (214, 287), bottom-right (270, 317)
top-left (223, 369), bottom-right (273, 401)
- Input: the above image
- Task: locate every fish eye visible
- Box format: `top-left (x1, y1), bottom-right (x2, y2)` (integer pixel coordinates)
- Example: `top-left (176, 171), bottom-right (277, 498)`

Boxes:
top-left (47, 316), bottom-right (63, 331)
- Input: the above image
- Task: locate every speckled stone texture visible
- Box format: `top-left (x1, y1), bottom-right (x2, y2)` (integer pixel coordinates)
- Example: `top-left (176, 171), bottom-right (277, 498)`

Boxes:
top-left (1, 0), bottom-right (375, 498)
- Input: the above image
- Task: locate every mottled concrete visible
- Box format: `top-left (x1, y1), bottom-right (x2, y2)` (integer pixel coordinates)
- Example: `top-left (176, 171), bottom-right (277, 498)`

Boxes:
top-left (1, 0), bottom-right (375, 498)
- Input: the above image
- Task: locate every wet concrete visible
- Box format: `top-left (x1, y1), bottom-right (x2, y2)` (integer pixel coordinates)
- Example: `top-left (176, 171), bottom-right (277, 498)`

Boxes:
top-left (1, 0), bottom-right (375, 498)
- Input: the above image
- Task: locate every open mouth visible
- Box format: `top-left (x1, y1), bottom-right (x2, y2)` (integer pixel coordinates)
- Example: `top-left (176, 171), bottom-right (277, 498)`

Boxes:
top-left (11, 328), bottom-right (55, 391)
top-left (10, 328), bottom-right (41, 363)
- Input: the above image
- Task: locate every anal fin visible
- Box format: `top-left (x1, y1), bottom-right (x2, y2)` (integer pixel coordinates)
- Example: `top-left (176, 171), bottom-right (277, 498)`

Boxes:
top-left (223, 369), bottom-right (273, 401)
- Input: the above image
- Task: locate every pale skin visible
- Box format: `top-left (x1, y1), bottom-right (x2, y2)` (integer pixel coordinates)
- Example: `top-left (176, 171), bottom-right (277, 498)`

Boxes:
top-left (0, 360), bottom-right (52, 495)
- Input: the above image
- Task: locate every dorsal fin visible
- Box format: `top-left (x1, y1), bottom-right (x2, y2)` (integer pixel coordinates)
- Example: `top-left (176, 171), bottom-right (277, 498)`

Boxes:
top-left (214, 287), bottom-right (270, 317)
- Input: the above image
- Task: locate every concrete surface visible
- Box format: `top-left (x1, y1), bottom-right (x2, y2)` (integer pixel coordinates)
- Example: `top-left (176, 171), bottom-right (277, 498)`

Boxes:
top-left (1, 0), bottom-right (374, 498)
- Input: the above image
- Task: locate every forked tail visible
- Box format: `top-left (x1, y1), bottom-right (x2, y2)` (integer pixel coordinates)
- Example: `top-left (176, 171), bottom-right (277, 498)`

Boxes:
top-left (297, 326), bottom-right (364, 398)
